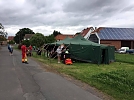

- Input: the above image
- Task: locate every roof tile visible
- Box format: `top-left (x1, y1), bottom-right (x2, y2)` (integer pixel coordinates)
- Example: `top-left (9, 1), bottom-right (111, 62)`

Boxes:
top-left (55, 34), bottom-right (74, 40)
top-left (80, 27), bottom-right (94, 36)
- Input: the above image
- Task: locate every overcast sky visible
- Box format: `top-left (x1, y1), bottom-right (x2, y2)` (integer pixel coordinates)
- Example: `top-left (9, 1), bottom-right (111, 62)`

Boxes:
top-left (0, 0), bottom-right (134, 36)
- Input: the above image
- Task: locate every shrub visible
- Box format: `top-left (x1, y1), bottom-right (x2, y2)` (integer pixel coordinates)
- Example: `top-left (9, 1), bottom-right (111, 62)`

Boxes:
top-left (18, 44), bottom-right (22, 49)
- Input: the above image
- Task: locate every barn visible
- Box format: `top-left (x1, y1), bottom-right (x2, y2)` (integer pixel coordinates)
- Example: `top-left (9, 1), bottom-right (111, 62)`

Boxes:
top-left (82, 27), bottom-right (134, 50)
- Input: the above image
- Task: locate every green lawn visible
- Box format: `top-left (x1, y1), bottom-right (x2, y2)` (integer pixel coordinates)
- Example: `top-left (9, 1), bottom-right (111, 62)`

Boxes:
top-left (33, 52), bottom-right (134, 100)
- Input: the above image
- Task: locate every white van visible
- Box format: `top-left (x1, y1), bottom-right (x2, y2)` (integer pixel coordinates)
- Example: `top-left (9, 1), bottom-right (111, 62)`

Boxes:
top-left (118, 47), bottom-right (129, 53)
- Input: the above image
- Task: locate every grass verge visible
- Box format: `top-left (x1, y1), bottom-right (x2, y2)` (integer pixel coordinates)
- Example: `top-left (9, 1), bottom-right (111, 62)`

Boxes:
top-left (32, 52), bottom-right (134, 100)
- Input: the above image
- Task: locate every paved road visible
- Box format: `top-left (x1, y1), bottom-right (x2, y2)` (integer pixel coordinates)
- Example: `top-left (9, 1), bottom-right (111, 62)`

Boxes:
top-left (0, 46), bottom-right (102, 100)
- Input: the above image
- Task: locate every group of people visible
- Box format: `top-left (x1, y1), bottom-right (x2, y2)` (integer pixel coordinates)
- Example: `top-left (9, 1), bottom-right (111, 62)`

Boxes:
top-left (8, 43), bottom-right (33, 64)
top-left (56, 44), bottom-right (72, 64)
top-left (7, 43), bottom-right (71, 64)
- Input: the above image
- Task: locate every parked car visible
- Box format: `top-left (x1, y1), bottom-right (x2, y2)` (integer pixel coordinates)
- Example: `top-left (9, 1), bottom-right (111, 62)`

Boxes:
top-left (126, 49), bottom-right (134, 54)
top-left (118, 47), bottom-right (129, 54)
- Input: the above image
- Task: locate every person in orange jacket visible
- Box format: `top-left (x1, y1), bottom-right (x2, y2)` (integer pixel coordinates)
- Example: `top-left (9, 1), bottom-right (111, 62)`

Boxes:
top-left (21, 44), bottom-right (28, 64)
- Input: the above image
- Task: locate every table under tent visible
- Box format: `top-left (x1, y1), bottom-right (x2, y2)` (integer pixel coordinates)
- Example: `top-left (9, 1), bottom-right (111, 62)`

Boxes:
top-left (46, 34), bottom-right (115, 64)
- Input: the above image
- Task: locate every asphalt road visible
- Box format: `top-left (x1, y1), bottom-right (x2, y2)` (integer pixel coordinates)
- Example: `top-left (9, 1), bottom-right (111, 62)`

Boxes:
top-left (0, 46), bottom-right (102, 100)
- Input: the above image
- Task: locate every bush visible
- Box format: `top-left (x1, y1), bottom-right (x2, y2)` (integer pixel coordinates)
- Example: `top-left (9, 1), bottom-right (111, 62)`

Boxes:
top-left (18, 44), bottom-right (22, 49)
top-left (8, 40), bottom-right (15, 44)
top-left (22, 40), bottom-right (30, 47)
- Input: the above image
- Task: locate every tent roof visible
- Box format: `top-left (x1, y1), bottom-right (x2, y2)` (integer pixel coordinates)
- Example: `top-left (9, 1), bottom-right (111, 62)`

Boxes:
top-left (51, 36), bottom-right (72, 45)
top-left (51, 34), bottom-right (107, 47)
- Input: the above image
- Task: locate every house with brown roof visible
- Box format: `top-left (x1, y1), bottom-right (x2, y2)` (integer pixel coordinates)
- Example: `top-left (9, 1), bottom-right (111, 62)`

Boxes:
top-left (8, 36), bottom-right (14, 41)
top-left (55, 34), bottom-right (74, 41)
top-left (24, 34), bottom-right (34, 40)
top-left (80, 27), bottom-right (94, 39)
top-left (55, 27), bottom-right (94, 41)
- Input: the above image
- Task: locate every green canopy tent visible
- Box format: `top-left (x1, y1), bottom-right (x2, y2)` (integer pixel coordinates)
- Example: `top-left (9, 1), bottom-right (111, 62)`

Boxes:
top-left (49, 34), bottom-right (115, 64)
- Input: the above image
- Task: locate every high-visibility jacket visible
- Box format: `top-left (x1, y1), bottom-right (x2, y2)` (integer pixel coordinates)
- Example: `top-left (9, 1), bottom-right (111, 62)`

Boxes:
top-left (21, 45), bottom-right (27, 62)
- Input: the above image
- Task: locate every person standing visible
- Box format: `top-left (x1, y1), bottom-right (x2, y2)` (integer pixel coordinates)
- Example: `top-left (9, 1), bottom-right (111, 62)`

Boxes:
top-left (29, 45), bottom-right (32, 56)
top-left (8, 44), bottom-right (13, 56)
top-left (56, 46), bottom-right (62, 63)
top-left (56, 45), bottom-right (62, 63)
top-left (21, 44), bottom-right (28, 64)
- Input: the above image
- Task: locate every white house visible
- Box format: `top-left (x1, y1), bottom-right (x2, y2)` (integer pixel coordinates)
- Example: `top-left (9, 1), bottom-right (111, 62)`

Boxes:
top-left (24, 34), bottom-right (34, 40)
top-left (80, 27), bottom-right (94, 38)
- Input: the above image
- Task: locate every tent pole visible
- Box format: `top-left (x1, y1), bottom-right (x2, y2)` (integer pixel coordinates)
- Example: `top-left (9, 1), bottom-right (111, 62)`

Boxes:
top-left (49, 44), bottom-right (57, 63)
top-left (44, 44), bottom-right (49, 56)
top-left (49, 44), bottom-right (57, 58)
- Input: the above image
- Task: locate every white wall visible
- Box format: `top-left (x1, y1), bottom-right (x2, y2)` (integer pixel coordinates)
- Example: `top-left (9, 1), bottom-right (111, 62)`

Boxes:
top-left (83, 28), bottom-right (94, 39)
top-left (84, 30), bottom-right (100, 44)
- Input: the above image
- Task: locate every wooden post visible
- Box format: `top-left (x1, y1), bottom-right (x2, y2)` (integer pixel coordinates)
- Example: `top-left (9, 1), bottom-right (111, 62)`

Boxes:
top-left (131, 41), bottom-right (133, 49)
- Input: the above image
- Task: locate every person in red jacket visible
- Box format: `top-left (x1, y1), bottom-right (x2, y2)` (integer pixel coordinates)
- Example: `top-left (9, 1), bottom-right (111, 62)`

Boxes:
top-left (29, 45), bottom-right (32, 56)
top-left (21, 44), bottom-right (28, 64)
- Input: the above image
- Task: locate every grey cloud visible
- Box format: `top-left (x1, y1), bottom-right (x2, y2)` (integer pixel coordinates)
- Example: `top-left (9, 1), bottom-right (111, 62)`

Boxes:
top-left (0, 0), bottom-right (134, 36)
top-left (63, 0), bottom-right (119, 12)
top-left (63, 0), bottom-right (127, 18)
top-left (121, 5), bottom-right (134, 12)
top-left (2, 0), bottom-right (59, 27)
top-left (27, 0), bottom-right (47, 8)
top-left (61, 0), bottom-right (130, 27)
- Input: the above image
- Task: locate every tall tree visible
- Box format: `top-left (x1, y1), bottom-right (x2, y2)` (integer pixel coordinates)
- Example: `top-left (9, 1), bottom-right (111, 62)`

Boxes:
top-left (0, 36), bottom-right (7, 41)
top-left (52, 30), bottom-right (61, 37)
top-left (0, 23), bottom-right (8, 38)
top-left (8, 40), bottom-right (15, 44)
top-left (30, 33), bottom-right (45, 48)
top-left (14, 28), bottom-right (35, 44)
top-left (0, 23), bottom-right (4, 29)
top-left (45, 34), bottom-right (56, 43)
top-left (22, 40), bottom-right (30, 47)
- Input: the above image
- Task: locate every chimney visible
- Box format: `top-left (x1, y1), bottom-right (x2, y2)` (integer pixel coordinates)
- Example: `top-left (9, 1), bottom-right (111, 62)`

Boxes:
top-left (95, 27), bottom-right (97, 30)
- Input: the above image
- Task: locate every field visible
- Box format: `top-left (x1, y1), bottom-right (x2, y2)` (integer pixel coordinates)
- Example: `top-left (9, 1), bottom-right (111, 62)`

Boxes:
top-left (33, 52), bottom-right (134, 100)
